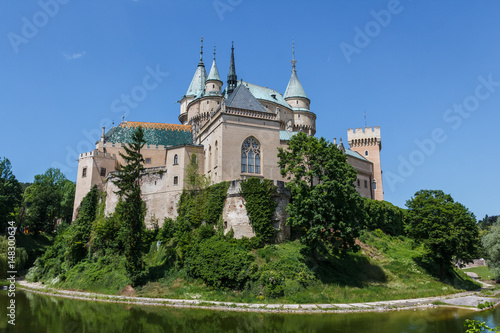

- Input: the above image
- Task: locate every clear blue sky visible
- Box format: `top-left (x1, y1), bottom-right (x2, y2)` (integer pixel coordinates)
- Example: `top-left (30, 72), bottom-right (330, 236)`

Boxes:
top-left (1, 0), bottom-right (499, 219)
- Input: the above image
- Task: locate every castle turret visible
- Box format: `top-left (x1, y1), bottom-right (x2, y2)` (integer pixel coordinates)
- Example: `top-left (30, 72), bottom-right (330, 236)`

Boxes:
top-left (227, 42), bottom-right (237, 94)
top-left (205, 46), bottom-right (223, 94)
top-left (179, 37), bottom-right (207, 124)
top-left (347, 126), bottom-right (383, 201)
top-left (284, 42), bottom-right (315, 135)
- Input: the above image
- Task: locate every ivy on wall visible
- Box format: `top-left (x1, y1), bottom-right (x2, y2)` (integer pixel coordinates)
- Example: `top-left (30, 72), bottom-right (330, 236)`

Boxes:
top-left (178, 181), bottom-right (230, 227)
top-left (240, 178), bottom-right (277, 243)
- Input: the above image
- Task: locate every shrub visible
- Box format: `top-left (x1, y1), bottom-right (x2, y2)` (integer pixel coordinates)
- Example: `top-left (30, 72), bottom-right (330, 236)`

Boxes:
top-left (363, 197), bottom-right (406, 236)
top-left (185, 236), bottom-right (254, 289)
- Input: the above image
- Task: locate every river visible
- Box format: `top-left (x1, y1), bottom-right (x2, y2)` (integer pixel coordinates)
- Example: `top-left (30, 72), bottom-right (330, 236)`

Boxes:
top-left (1, 290), bottom-right (499, 332)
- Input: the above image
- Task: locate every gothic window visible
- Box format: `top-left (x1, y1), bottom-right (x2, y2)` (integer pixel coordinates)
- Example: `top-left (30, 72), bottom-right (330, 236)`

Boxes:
top-left (174, 154), bottom-right (178, 165)
top-left (241, 137), bottom-right (261, 174)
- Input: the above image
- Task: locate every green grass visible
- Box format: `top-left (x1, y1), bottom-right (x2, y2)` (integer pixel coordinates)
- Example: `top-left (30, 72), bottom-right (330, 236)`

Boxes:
top-left (135, 231), bottom-right (480, 304)
top-left (463, 266), bottom-right (495, 280)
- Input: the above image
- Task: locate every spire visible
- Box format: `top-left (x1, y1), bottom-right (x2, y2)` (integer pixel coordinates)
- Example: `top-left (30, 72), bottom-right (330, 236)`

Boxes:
top-left (284, 40), bottom-right (308, 101)
top-left (227, 41), bottom-right (237, 94)
top-left (186, 37), bottom-right (208, 96)
top-left (207, 44), bottom-right (222, 83)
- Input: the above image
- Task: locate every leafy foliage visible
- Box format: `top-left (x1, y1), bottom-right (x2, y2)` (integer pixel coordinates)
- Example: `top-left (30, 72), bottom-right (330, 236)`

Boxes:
top-left (481, 218), bottom-right (500, 280)
top-left (185, 236), bottom-right (254, 289)
top-left (406, 190), bottom-right (480, 278)
top-left (278, 132), bottom-right (364, 255)
top-left (465, 319), bottom-right (500, 333)
top-left (0, 157), bottom-right (23, 231)
top-left (24, 168), bottom-right (75, 234)
top-left (240, 178), bottom-right (277, 243)
top-left (363, 197), bottom-right (407, 236)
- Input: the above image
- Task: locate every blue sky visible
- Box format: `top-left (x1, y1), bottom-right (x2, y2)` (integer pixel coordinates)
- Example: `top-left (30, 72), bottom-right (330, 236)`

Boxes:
top-left (1, 0), bottom-right (499, 219)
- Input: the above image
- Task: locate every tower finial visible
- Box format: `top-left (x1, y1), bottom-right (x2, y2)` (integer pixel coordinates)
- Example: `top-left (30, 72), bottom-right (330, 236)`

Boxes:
top-left (213, 44), bottom-right (216, 60)
top-left (227, 41), bottom-right (237, 94)
top-left (291, 39), bottom-right (297, 71)
top-left (200, 37), bottom-right (204, 62)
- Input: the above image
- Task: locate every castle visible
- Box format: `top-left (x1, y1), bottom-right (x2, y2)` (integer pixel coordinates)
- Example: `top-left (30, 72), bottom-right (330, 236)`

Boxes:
top-left (72, 40), bottom-right (384, 238)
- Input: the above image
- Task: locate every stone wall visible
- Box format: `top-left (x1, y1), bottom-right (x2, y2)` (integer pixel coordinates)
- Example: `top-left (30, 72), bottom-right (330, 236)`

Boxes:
top-left (222, 180), bottom-right (290, 242)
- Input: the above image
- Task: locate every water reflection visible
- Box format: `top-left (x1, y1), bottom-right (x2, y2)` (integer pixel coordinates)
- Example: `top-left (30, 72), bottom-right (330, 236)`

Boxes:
top-left (0, 290), bottom-right (499, 333)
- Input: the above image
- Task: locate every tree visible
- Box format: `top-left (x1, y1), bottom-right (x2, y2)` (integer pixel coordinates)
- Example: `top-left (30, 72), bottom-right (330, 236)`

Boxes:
top-left (481, 217), bottom-right (500, 279)
top-left (24, 168), bottom-right (73, 234)
top-left (112, 126), bottom-right (147, 282)
top-left (406, 190), bottom-right (480, 278)
top-left (277, 132), bottom-right (364, 257)
top-left (0, 157), bottom-right (23, 231)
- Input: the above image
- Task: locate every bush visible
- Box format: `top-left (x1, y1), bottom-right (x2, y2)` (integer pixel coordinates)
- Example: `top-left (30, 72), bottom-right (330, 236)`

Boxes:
top-left (185, 236), bottom-right (254, 289)
top-left (363, 198), bottom-right (406, 236)
top-left (0, 236), bottom-right (28, 278)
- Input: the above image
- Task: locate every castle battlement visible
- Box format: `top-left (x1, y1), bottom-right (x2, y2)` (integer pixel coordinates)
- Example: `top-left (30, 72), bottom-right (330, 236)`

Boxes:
top-left (347, 126), bottom-right (381, 140)
top-left (79, 151), bottom-right (115, 159)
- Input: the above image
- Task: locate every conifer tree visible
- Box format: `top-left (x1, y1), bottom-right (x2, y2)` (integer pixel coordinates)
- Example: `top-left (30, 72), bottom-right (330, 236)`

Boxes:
top-left (112, 127), bottom-right (146, 283)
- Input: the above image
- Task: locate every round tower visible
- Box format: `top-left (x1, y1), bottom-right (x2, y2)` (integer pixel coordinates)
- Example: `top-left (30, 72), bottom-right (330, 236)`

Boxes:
top-left (179, 37), bottom-right (207, 125)
top-left (284, 42), bottom-right (316, 135)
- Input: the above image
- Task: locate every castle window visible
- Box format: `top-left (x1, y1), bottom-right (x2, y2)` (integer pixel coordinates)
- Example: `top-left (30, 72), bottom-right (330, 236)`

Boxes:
top-left (241, 137), bottom-right (261, 174)
top-left (215, 141), bottom-right (218, 167)
top-left (357, 179), bottom-right (360, 187)
top-left (373, 179), bottom-right (377, 190)
top-left (212, 84), bottom-right (215, 89)
top-left (364, 180), bottom-right (368, 188)
top-left (192, 154), bottom-right (197, 163)
top-left (365, 150), bottom-right (369, 156)
top-left (217, 101), bottom-right (220, 105)
top-left (174, 154), bottom-right (178, 165)
top-left (100, 168), bottom-right (106, 177)
top-left (145, 158), bottom-right (151, 164)
top-left (209, 146), bottom-right (212, 170)
top-left (82, 167), bottom-right (87, 178)
top-left (207, 101), bottom-right (209, 104)
top-left (173, 176), bottom-right (179, 185)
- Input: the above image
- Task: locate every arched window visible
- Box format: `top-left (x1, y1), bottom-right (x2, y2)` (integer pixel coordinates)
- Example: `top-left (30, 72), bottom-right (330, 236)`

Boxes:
top-left (241, 137), bottom-right (261, 174)
top-left (208, 146), bottom-right (212, 170)
top-left (173, 154), bottom-right (178, 165)
top-left (215, 141), bottom-right (218, 167)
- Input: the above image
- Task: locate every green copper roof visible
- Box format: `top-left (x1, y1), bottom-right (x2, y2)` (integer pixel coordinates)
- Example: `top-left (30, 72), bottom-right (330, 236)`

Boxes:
top-left (284, 68), bottom-right (308, 100)
top-left (207, 58), bottom-right (222, 83)
top-left (186, 61), bottom-right (207, 97)
top-left (279, 130), bottom-right (300, 141)
top-left (105, 122), bottom-right (192, 147)
top-left (239, 81), bottom-right (291, 109)
top-left (345, 149), bottom-right (370, 162)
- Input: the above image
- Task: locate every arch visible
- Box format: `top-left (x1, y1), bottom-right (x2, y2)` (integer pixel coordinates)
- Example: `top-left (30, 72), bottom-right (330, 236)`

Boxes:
top-left (241, 137), bottom-right (261, 174)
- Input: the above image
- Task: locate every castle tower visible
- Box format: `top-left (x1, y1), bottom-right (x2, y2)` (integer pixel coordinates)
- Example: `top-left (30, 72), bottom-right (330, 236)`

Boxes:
top-left (227, 42), bottom-right (237, 94)
top-left (347, 126), bottom-right (384, 201)
top-left (284, 42), bottom-right (316, 135)
top-left (179, 37), bottom-right (207, 124)
top-left (205, 45), bottom-right (223, 94)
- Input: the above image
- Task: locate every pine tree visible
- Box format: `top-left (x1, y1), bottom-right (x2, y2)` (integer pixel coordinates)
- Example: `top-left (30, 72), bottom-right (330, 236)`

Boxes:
top-left (112, 127), bottom-right (146, 283)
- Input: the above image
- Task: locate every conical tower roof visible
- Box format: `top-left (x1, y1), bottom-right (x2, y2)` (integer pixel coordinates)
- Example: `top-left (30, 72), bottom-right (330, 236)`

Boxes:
top-left (284, 43), bottom-right (308, 100)
top-left (207, 51), bottom-right (222, 83)
top-left (186, 38), bottom-right (208, 96)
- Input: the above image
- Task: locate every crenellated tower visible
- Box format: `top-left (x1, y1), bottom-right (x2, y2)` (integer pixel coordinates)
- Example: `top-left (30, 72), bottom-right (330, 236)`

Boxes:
top-left (347, 126), bottom-right (383, 201)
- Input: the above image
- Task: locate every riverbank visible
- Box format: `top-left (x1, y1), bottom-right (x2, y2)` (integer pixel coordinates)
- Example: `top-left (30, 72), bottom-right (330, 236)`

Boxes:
top-left (16, 280), bottom-right (498, 314)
